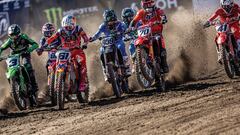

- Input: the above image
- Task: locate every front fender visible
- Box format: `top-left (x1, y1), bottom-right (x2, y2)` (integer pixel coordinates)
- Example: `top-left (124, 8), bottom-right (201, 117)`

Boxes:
top-left (216, 33), bottom-right (227, 45)
top-left (135, 37), bottom-right (149, 46)
top-left (56, 63), bottom-right (67, 73)
top-left (6, 67), bottom-right (18, 79)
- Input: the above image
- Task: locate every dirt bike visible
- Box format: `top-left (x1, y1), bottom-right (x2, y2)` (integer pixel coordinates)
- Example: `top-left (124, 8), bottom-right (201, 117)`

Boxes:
top-left (204, 18), bottom-right (240, 79)
top-left (124, 33), bottom-right (153, 89)
top-left (91, 34), bottom-right (129, 98)
top-left (132, 21), bottom-right (166, 91)
top-left (37, 46), bottom-right (57, 106)
top-left (54, 46), bottom-right (89, 110)
top-left (0, 52), bottom-right (37, 110)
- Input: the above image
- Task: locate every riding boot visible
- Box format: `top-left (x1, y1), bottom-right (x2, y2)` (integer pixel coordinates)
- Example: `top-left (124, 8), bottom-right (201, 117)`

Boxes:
top-left (29, 70), bottom-right (39, 94)
top-left (28, 70), bottom-right (38, 106)
top-left (237, 39), bottom-right (240, 58)
top-left (100, 61), bottom-right (108, 82)
top-left (131, 53), bottom-right (136, 73)
top-left (155, 76), bottom-right (161, 92)
top-left (123, 56), bottom-right (132, 77)
top-left (160, 51), bottom-right (169, 73)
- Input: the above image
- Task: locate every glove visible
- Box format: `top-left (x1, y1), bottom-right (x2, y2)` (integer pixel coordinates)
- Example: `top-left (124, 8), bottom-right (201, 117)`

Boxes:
top-left (81, 44), bottom-right (87, 50)
top-left (126, 27), bottom-right (135, 33)
top-left (36, 48), bottom-right (43, 56)
top-left (203, 21), bottom-right (211, 28)
top-left (89, 37), bottom-right (94, 42)
top-left (161, 15), bottom-right (168, 24)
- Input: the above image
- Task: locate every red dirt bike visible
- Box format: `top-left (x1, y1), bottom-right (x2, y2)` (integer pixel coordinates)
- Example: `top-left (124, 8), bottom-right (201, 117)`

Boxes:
top-left (38, 46), bottom-right (58, 106)
top-left (54, 45), bottom-right (89, 110)
top-left (204, 18), bottom-right (240, 78)
top-left (132, 21), bottom-right (166, 90)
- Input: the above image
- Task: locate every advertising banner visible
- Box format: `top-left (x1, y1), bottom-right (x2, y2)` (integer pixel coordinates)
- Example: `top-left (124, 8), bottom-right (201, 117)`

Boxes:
top-left (0, 0), bottom-right (194, 43)
top-left (0, 0), bottom-right (30, 44)
top-left (193, 0), bottom-right (240, 14)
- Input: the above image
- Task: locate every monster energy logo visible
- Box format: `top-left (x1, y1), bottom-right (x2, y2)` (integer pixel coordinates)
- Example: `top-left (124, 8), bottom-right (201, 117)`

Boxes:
top-left (44, 7), bottom-right (63, 27)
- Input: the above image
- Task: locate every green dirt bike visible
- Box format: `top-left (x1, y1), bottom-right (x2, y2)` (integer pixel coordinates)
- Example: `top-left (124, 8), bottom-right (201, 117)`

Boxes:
top-left (0, 53), bottom-right (37, 110)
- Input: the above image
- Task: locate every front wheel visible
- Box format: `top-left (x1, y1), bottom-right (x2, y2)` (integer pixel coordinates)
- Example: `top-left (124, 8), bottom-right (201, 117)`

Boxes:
top-left (10, 77), bottom-right (27, 111)
top-left (135, 46), bottom-right (154, 86)
top-left (49, 73), bottom-right (56, 106)
top-left (221, 45), bottom-right (235, 78)
top-left (108, 64), bottom-right (122, 98)
top-left (56, 73), bottom-right (65, 110)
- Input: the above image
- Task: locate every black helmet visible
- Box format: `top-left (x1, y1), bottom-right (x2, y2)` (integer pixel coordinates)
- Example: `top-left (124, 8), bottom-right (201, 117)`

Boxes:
top-left (103, 9), bottom-right (117, 23)
top-left (8, 24), bottom-right (21, 39)
top-left (121, 8), bottom-right (135, 25)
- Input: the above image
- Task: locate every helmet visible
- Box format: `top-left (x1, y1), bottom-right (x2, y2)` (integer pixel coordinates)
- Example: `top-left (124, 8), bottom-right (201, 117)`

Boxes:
top-left (103, 9), bottom-right (117, 25)
top-left (61, 15), bottom-right (77, 32)
top-left (42, 23), bottom-right (55, 37)
top-left (121, 8), bottom-right (136, 25)
top-left (8, 24), bottom-right (21, 39)
top-left (141, 0), bottom-right (155, 11)
top-left (220, 0), bottom-right (234, 13)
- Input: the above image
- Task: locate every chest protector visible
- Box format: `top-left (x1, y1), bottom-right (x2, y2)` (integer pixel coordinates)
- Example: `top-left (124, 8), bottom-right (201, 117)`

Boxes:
top-left (59, 26), bottom-right (82, 48)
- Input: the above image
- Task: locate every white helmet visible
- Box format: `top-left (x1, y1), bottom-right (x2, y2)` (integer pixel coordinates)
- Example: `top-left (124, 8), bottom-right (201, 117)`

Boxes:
top-left (220, 0), bottom-right (234, 13)
top-left (61, 15), bottom-right (77, 31)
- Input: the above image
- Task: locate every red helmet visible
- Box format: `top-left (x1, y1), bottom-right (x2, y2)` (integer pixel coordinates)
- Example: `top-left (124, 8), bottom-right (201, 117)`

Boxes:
top-left (141, 0), bottom-right (155, 10)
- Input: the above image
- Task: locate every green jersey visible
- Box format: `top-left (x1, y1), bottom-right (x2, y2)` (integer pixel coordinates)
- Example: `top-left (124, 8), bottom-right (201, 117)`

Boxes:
top-left (0, 33), bottom-right (39, 55)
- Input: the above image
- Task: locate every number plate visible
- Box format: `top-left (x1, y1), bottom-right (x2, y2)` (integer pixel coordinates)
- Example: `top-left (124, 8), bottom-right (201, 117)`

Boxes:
top-left (216, 24), bottom-right (228, 32)
top-left (138, 26), bottom-right (151, 37)
top-left (56, 50), bottom-right (71, 61)
top-left (102, 37), bottom-right (114, 47)
top-left (48, 51), bottom-right (57, 61)
top-left (6, 57), bottom-right (19, 68)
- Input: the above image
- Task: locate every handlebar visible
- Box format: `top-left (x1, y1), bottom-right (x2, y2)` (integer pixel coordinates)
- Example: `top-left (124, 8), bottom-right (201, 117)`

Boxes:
top-left (204, 17), bottom-right (240, 29)
top-left (0, 52), bottom-right (25, 61)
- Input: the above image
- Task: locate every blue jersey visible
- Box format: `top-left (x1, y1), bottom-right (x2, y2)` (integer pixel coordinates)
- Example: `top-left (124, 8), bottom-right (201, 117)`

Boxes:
top-left (92, 21), bottom-right (127, 42)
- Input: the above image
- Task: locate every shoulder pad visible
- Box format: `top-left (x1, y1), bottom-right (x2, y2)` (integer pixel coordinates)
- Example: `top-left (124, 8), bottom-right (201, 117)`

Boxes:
top-left (21, 33), bottom-right (29, 39)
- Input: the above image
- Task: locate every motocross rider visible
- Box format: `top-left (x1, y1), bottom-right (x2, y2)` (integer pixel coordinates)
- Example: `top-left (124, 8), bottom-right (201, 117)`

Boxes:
top-left (0, 24), bottom-right (39, 101)
top-left (47, 15), bottom-right (89, 92)
top-left (204, 0), bottom-right (240, 61)
top-left (121, 7), bottom-right (141, 73)
top-left (89, 9), bottom-right (131, 81)
top-left (129, 0), bottom-right (169, 74)
top-left (37, 23), bottom-right (60, 75)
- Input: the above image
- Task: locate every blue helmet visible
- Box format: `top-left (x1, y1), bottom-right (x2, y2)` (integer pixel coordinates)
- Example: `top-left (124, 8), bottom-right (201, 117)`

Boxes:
top-left (121, 8), bottom-right (136, 25)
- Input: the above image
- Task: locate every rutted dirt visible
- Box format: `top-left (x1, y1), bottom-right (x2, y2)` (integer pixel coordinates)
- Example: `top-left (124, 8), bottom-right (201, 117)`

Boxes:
top-left (1, 68), bottom-right (240, 135)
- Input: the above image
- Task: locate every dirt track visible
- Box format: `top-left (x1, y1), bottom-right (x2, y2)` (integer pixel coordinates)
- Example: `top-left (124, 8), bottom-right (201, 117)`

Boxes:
top-left (1, 68), bottom-right (240, 135)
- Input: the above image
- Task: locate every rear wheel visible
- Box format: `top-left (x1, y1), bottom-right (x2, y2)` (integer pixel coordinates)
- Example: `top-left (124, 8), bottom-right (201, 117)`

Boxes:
top-left (221, 45), bottom-right (235, 78)
top-left (10, 77), bottom-right (27, 111)
top-left (108, 64), bottom-right (122, 98)
top-left (56, 73), bottom-right (65, 110)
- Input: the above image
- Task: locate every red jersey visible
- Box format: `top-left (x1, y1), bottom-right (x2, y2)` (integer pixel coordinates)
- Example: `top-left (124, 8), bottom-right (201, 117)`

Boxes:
top-left (209, 3), bottom-right (240, 24)
top-left (133, 8), bottom-right (165, 34)
top-left (47, 25), bottom-right (88, 49)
